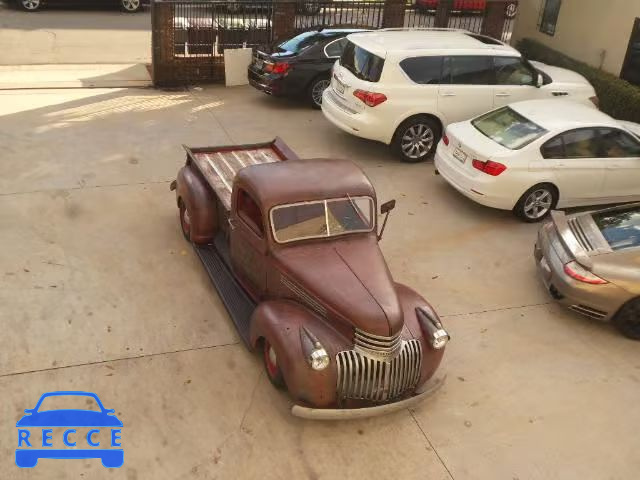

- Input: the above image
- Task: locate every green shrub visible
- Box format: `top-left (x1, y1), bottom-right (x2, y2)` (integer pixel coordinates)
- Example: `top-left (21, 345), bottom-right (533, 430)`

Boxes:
top-left (517, 38), bottom-right (640, 122)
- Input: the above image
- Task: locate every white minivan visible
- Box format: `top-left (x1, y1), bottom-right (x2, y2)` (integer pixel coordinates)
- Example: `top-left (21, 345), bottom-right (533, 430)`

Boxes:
top-left (322, 29), bottom-right (598, 163)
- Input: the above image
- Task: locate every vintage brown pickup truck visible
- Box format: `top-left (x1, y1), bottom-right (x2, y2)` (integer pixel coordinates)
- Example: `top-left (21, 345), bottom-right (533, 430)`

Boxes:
top-left (170, 138), bottom-right (449, 419)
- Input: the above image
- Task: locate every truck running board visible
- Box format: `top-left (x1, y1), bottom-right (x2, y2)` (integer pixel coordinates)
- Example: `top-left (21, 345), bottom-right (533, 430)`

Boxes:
top-left (194, 244), bottom-right (255, 348)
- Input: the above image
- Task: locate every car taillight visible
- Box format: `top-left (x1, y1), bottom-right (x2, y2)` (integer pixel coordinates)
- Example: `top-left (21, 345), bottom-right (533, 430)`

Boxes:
top-left (471, 159), bottom-right (507, 176)
top-left (563, 261), bottom-right (608, 285)
top-left (353, 89), bottom-right (387, 107)
top-left (265, 62), bottom-right (290, 75)
top-left (589, 96), bottom-right (599, 108)
top-left (442, 133), bottom-right (449, 146)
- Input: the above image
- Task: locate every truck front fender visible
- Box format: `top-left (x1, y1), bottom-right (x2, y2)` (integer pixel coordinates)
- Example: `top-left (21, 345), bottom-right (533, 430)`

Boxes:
top-left (250, 300), bottom-right (350, 408)
top-left (175, 164), bottom-right (218, 244)
top-left (395, 283), bottom-right (447, 388)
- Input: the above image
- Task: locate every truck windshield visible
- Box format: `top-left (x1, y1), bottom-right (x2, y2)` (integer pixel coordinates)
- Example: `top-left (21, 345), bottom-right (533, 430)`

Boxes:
top-left (472, 106), bottom-right (548, 150)
top-left (270, 196), bottom-right (374, 244)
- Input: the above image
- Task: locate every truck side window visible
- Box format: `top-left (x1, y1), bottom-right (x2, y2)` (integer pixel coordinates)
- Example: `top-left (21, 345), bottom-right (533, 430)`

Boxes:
top-left (237, 189), bottom-right (264, 237)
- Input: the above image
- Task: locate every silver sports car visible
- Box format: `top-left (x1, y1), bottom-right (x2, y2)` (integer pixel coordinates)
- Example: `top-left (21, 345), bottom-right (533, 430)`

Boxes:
top-left (534, 203), bottom-right (640, 339)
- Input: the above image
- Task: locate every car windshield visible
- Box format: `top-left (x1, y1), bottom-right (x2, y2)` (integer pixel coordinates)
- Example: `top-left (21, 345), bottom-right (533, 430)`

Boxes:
top-left (270, 196), bottom-right (374, 243)
top-left (472, 106), bottom-right (548, 150)
top-left (592, 206), bottom-right (640, 251)
top-left (340, 41), bottom-right (384, 82)
top-left (277, 32), bottom-right (321, 53)
top-left (37, 395), bottom-right (100, 412)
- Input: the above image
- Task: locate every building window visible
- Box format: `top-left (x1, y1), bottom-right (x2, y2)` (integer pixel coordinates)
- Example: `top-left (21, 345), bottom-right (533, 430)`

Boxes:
top-left (621, 18), bottom-right (640, 86)
top-left (539, 0), bottom-right (562, 36)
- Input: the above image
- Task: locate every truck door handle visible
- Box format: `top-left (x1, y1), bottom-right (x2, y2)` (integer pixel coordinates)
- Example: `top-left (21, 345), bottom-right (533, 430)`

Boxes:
top-left (440, 92), bottom-right (456, 97)
top-left (495, 92), bottom-right (510, 97)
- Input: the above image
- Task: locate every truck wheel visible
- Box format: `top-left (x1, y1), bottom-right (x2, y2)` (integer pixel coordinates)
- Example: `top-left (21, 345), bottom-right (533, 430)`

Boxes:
top-left (263, 339), bottom-right (286, 390)
top-left (179, 199), bottom-right (191, 242)
top-left (613, 298), bottom-right (640, 340)
top-left (392, 115), bottom-right (440, 163)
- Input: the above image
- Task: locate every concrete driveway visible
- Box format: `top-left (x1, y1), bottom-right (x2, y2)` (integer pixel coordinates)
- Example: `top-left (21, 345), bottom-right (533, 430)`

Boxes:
top-left (1, 85), bottom-right (639, 480)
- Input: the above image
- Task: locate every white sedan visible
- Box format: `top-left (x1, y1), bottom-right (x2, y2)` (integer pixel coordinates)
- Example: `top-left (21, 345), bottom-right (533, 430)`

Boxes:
top-left (434, 99), bottom-right (640, 222)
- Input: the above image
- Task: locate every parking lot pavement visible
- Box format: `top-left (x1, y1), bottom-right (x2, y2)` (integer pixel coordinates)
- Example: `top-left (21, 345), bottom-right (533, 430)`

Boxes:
top-left (1, 85), bottom-right (639, 479)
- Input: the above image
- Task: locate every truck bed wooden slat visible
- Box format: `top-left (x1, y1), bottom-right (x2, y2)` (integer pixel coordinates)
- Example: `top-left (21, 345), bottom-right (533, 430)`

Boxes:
top-left (190, 147), bottom-right (280, 211)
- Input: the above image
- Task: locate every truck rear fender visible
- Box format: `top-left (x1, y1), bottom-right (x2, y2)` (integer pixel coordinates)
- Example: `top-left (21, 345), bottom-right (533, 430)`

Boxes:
top-left (395, 283), bottom-right (446, 387)
top-left (175, 164), bottom-right (218, 244)
top-left (250, 300), bottom-right (350, 408)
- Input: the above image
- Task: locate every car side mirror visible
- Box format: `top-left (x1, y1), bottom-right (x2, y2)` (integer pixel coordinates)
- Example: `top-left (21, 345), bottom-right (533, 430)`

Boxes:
top-left (105, 409), bottom-right (116, 415)
top-left (378, 199), bottom-right (396, 241)
top-left (24, 409), bottom-right (34, 414)
top-left (536, 73), bottom-right (543, 88)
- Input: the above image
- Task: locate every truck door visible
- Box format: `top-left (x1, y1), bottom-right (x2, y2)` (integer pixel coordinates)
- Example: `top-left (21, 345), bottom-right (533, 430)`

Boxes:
top-left (230, 188), bottom-right (267, 297)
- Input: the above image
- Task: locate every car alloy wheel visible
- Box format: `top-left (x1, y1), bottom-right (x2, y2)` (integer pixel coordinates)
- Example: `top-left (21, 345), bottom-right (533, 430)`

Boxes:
top-left (121, 0), bottom-right (141, 12)
top-left (21, 0), bottom-right (41, 10)
top-left (401, 124), bottom-right (434, 161)
top-left (310, 78), bottom-right (330, 108)
top-left (523, 188), bottom-right (553, 220)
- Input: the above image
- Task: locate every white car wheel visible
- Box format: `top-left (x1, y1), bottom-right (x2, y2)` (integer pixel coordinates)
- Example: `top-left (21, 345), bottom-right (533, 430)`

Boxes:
top-left (514, 184), bottom-right (557, 222)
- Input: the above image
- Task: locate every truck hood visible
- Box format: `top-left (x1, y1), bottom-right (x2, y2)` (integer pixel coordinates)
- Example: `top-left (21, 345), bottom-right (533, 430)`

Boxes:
top-left (273, 235), bottom-right (404, 337)
top-left (531, 61), bottom-right (592, 87)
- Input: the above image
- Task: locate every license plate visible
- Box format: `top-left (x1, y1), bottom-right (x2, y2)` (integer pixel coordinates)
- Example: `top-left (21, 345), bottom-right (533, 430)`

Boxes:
top-left (333, 77), bottom-right (346, 95)
top-left (453, 147), bottom-right (467, 163)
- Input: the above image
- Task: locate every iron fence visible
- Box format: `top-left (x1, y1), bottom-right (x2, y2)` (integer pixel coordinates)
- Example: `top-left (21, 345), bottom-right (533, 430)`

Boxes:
top-left (151, 0), bottom-right (518, 87)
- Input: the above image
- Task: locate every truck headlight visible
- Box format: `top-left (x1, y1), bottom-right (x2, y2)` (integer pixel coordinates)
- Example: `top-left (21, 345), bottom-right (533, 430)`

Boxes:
top-left (300, 326), bottom-right (330, 370)
top-left (309, 347), bottom-right (330, 371)
top-left (416, 305), bottom-right (450, 350)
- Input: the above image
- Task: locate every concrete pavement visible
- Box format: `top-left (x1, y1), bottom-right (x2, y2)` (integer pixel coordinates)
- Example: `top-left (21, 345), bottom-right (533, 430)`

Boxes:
top-left (1, 85), bottom-right (639, 479)
top-left (0, 5), bottom-right (151, 65)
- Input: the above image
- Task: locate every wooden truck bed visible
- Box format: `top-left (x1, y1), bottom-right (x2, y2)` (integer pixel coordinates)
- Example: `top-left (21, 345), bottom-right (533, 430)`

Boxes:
top-left (183, 137), bottom-right (298, 211)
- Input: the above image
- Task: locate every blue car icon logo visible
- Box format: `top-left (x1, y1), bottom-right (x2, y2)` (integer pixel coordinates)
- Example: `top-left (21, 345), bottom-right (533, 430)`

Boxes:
top-left (16, 391), bottom-right (123, 468)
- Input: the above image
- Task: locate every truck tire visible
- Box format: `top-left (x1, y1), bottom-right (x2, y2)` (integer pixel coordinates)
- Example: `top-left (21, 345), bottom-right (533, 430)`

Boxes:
top-left (263, 339), bottom-right (286, 390)
top-left (175, 165), bottom-right (219, 245)
top-left (179, 199), bottom-right (192, 242)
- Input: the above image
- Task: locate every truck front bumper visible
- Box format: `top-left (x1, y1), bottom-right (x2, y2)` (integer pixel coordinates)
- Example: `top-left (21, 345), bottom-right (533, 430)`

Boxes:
top-left (290, 374), bottom-right (446, 420)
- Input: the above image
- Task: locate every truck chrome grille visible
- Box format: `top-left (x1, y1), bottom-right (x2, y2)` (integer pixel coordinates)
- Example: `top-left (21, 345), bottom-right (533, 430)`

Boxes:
top-left (354, 328), bottom-right (402, 357)
top-left (336, 340), bottom-right (422, 403)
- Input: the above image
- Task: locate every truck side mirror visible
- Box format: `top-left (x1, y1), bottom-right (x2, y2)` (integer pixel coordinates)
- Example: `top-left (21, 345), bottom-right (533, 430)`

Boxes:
top-left (377, 199), bottom-right (396, 241)
top-left (536, 73), bottom-right (543, 88)
top-left (380, 199), bottom-right (396, 214)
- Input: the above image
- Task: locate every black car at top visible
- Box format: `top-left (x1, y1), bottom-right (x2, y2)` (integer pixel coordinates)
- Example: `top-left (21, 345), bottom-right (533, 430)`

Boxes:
top-left (248, 28), bottom-right (368, 109)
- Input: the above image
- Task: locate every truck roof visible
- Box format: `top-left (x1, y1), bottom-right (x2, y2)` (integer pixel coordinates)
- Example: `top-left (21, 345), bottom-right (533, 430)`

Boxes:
top-left (236, 158), bottom-right (376, 211)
